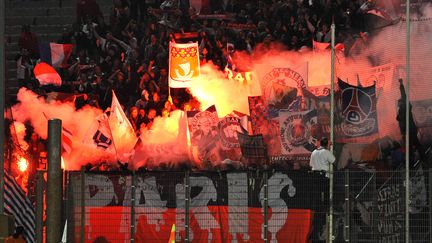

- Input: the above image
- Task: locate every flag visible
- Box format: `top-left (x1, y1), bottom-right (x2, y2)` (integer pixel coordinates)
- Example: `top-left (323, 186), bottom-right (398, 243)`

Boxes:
top-left (83, 113), bottom-right (114, 151)
top-left (169, 41), bottom-right (200, 88)
top-left (39, 43), bottom-right (73, 68)
top-left (337, 78), bottom-right (378, 143)
top-left (168, 224), bottom-right (175, 243)
top-left (312, 40), bottom-right (330, 51)
top-left (187, 105), bottom-right (221, 163)
top-left (62, 127), bottom-right (73, 154)
top-left (237, 132), bottom-right (267, 163)
top-left (248, 96), bottom-right (282, 156)
top-left (313, 40), bottom-right (345, 53)
top-left (217, 111), bottom-right (248, 161)
top-left (3, 170), bottom-right (36, 243)
top-left (42, 112), bottom-right (73, 154)
top-left (278, 109), bottom-right (318, 158)
top-left (34, 62), bottom-right (62, 86)
top-left (109, 91), bottom-right (138, 161)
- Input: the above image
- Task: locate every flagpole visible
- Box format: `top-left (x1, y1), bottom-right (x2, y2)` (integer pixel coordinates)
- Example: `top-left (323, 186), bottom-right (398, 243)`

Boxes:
top-left (0, 0), bottom-right (6, 215)
top-left (329, 23), bottom-right (336, 243)
top-left (108, 90), bottom-right (120, 164)
top-left (405, 0), bottom-right (411, 242)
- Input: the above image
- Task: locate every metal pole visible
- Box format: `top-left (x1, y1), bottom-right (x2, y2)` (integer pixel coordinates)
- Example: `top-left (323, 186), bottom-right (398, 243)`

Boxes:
top-left (130, 172), bottom-right (136, 243)
top-left (263, 171), bottom-right (268, 243)
top-left (185, 170), bottom-right (190, 243)
top-left (46, 119), bottom-right (63, 243)
top-left (35, 171), bottom-right (44, 243)
top-left (405, 1), bottom-right (411, 242)
top-left (344, 170), bottom-right (350, 242)
top-left (429, 169), bottom-right (432, 242)
top-left (329, 23), bottom-right (336, 243)
top-left (80, 167), bottom-right (85, 243)
top-left (0, 0), bottom-right (6, 215)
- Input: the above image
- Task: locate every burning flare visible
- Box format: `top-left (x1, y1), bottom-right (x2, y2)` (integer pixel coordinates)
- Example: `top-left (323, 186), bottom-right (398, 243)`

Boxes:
top-left (17, 157), bottom-right (29, 173)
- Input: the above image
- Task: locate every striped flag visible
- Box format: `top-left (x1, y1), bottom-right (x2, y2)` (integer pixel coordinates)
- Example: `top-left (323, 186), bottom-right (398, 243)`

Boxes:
top-left (39, 43), bottom-right (73, 68)
top-left (42, 112), bottom-right (73, 153)
top-left (62, 127), bottom-right (73, 154)
top-left (34, 62), bottom-right (62, 86)
top-left (3, 170), bottom-right (36, 242)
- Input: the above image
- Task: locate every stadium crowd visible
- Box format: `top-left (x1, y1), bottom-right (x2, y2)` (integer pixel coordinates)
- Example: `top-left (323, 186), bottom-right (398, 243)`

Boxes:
top-left (12, 0), bottom-right (380, 173)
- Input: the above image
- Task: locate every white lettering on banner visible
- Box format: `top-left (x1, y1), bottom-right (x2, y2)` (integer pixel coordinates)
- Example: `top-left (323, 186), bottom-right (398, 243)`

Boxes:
top-left (84, 175), bottom-right (118, 238)
top-left (259, 173), bottom-right (296, 242)
top-left (377, 182), bottom-right (403, 242)
top-left (225, 68), bottom-right (253, 84)
top-left (134, 177), bottom-right (167, 232)
top-left (175, 183), bottom-right (187, 241)
top-left (227, 173), bottom-right (249, 242)
top-left (176, 177), bottom-right (219, 242)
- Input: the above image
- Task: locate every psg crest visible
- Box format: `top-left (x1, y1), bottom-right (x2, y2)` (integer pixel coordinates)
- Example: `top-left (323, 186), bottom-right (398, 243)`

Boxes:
top-left (338, 79), bottom-right (378, 138)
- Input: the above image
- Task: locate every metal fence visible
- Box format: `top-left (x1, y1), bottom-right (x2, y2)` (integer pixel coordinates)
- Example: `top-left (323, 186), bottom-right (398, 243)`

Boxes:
top-left (31, 166), bottom-right (427, 243)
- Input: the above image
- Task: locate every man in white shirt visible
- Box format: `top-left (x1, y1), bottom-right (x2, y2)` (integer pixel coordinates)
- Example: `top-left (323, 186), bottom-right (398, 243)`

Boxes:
top-left (310, 137), bottom-right (335, 177)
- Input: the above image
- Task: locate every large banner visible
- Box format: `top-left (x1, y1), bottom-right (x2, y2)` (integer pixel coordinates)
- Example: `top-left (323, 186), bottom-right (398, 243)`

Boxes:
top-left (248, 96), bottom-right (282, 157)
top-left (187, 106), bottom-right (221, 163)
top-left (412, 99), bottom-right (432, 144)
top-left (336, 79), bottom-right (379, 143)
top-left (278, 110), bottom-right (318, 161)
top-left (169, 42), bottom-right (200, 88)
top-left (217, 112), bottom-right (248, 161)
top-left (70, 171), bottom-right (327, 243)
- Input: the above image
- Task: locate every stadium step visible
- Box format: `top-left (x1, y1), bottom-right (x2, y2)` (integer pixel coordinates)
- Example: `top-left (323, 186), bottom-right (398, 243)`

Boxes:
top-left (4, 0), bottom-right (78, 101)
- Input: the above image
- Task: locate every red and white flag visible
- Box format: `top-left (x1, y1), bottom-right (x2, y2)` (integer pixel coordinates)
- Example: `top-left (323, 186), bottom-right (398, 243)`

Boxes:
top-left (34, 62), bottom-right (62, 86)
top-left (39, 43), bottom-right (73, 68)
top-left (62, 127), bottom-right (73, 154)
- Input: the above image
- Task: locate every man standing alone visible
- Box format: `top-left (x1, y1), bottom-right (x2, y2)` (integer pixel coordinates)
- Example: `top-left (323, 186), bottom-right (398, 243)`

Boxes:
top-left (310, 137), bottom-right (335, 177)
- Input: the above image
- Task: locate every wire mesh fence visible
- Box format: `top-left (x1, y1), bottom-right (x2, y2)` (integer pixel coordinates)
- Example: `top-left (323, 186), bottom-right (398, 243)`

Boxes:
top-left (57, 167), bottom-right (431, 242)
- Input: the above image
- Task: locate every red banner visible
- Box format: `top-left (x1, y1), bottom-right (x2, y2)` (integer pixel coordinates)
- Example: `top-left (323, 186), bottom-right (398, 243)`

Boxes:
top-left (78, 206), bottom-right (313, 243)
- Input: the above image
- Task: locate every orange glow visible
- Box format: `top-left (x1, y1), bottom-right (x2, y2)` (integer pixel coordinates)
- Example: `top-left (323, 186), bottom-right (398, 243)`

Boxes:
top-left (17, 157), bottom-right (29, 173)
top-left (61, 157), bottom-right (65, 170)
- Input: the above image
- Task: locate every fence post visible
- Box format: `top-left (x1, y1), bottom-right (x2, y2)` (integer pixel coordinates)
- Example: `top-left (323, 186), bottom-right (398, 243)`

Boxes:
top-left (35, 171), bottom-right (44, 243)
top-left (185, 170), bottom-right (190, 243)
top-left (344, 170), bottom-right (350, 242)
top-left (131, 172), bottom-right (136, 243)
top-left (429, 169), bottom-right (432, 242)
top-left (80, 168), bottom-right (85, 243)
top-left (263, 171), bottom-right (268, 243)
top-left (46, 119), bottom-right (63, 243)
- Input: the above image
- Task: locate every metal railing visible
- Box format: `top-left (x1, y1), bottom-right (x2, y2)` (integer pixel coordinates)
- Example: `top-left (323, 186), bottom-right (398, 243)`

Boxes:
top-left (31, 166), bottom-right (429, 243)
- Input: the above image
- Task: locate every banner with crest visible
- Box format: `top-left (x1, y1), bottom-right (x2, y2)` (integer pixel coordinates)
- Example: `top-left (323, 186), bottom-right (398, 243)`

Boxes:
top-left (169, 42), bottom-right (200, 88)
top-left (278, 110), bottom-right (318, 162)
top-left (187, 106), bottom-right (221, 163)
top-left (258, 64), bottom-right (308, 118)
top-left (336, 79), bottom-right (379, 143)
top-left (217, 111), bottom-right (248, 161)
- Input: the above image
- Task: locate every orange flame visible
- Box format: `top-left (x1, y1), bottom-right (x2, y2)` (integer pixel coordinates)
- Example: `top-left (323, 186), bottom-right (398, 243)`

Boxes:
top-left (61, 157), bottom-right (65, 170)
top-left (17, 157), bottom-right (29, 173)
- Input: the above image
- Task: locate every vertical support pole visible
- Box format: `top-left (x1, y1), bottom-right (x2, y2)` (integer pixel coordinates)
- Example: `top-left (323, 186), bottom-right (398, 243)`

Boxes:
top-left (0, 0), bottom-right (6, 215)
top-left (329, 23), bottom-right (336, 243)
top-left (429, 169), bottom-right (432, 242)
top-left (80, 167), bottom-right (85, 243)
top-left (185, 170), bottom-right (190, 243)
top-left (130, 172), bottom-right (136, 243)
top-left (36, 171), bottom-right (44, 243)
top-left (46, 119), bottom-right (63, 243)
top-left (405, 1), bottom-right (411, 243)
top-left (263, 171), bottom-right (268, 243)
top-left (344, 170), bottom-right (350, 242)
